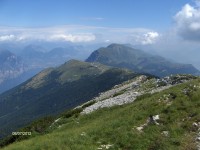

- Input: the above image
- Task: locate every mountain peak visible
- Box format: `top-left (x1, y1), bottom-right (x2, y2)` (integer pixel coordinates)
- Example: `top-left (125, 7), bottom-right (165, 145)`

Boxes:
top-left (0, 49), bottom-right (20, 64)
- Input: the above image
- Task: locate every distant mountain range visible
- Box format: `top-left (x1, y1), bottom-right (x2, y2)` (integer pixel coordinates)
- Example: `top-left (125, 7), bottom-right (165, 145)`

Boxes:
top-left (0, 59), bottom-right (137, 138)
top-left (0, 50), bottom-right (26, 93)
top-left (2, 43), bottom-right (198, 94)
top-left (86, 44), bottom-right (200, 77)
top-left (0, 45), bottom-right (91, 93)
top-left (0, 50), bottom-right (41, 94)
top-left (20, 45), bottom-right (90, 68)
top-left (0, 50), bottom-right (25, 78)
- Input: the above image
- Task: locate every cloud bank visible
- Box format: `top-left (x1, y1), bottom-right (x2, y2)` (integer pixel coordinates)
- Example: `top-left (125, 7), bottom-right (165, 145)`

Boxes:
top-left (49, 34), bottom-right (96, 42)
top-left (0, 25), bottom-right (159, 44)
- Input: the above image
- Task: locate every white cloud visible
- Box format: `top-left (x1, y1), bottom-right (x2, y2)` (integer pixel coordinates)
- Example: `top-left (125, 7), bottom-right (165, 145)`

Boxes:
top-left (130, 31), bottom-right (159, 45)
top-left (0, 34), bottom-right (15, 41)
top-left (0, 26), bottom-right (97, 43)
top-left (142, 32), bottom-right (159, 45)
top-left (49, 34), bottom-right (96, 42)
top-left (105, 39), bottom-right (110, 43)
top-left (174, 3), bottom-right (200, 41)
top-left (0, 25), bottom-right (159, 44)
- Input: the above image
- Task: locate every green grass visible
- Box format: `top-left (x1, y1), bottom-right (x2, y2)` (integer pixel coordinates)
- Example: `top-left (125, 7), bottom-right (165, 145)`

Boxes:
top-left (2, 78), bottom-right (200, 150)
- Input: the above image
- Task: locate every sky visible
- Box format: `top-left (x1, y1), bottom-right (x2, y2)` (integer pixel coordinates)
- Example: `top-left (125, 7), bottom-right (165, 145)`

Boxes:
top-left (0, 0), bottom-right (200, 68)
top-left (0, 0), bottom-right (189, 28)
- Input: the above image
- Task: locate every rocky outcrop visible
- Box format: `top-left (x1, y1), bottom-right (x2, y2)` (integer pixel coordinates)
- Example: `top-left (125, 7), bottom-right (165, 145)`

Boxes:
top-left (81, 75), bottom-right (196, 114)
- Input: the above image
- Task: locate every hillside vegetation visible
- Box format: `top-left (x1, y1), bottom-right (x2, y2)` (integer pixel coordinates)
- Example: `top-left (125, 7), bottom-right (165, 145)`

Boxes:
top-left (0, 59), bottom-right (137, 139)
top-left (1, 75), bottom-right (200, 150)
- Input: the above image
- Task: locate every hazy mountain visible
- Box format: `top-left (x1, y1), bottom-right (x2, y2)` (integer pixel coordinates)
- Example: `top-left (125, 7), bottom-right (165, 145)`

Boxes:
top-left (0, 44), bottom-right (94, 93)
top-left (0, 68), bottom-right (42, 94)
top-left (0, 59), bottom-right (137, 138)
top-left (0, 50), bottom-right (24, 71)
top-left (0, 50), bottom-right (26, 93)
top-left (20, 45), bottom-right (47, 68)
top-left (21, 45), bottom-right (46, 58)
top-left (46, 47), bottom-right (78, 65)
top-left (86, 44), bottom-right (200, 77)
top-left (20, 45), bottom-right (91, 68)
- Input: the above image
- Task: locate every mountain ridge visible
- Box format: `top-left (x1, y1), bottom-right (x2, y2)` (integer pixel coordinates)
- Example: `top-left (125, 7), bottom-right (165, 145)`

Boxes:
top-left (86, 44), bottom-right (200, 77)
top-left (0, 59), bottom-right (137, 138)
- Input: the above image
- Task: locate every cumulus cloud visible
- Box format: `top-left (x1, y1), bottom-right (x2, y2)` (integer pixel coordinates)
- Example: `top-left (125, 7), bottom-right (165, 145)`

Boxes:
top-left (130, 31), bottom-right (159, 45)
top-left (174, 2), bottom-right (200, 41)
top-left (142, 32), bottom-right (159, 45)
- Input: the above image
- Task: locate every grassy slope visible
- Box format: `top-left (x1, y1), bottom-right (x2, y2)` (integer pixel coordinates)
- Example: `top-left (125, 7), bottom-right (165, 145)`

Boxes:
top-left (0, 59), bottom-right (136, 138)
top-left (2, 78), bottom-right (200, 150)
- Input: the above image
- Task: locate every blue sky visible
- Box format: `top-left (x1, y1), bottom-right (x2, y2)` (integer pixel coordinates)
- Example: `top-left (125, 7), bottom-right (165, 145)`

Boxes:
top-left (1, 0), bottom-right (200, 68)
top-left (0, 0), bottom-right (192, 30)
